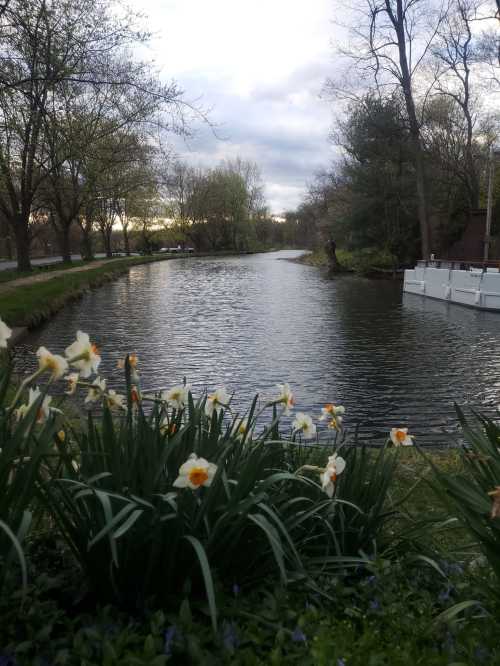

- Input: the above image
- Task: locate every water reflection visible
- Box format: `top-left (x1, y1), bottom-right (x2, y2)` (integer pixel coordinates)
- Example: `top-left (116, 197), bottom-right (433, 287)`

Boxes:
top-left (18, 251), bottom-right (500, 445)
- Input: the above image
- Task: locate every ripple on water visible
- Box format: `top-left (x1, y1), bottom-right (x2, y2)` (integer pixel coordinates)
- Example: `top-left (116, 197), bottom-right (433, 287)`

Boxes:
top-left (16, 250), bottom-right (500, 446)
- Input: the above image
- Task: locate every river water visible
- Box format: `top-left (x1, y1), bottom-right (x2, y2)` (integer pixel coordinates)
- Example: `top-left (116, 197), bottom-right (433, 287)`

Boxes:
top-left (19, 250), bottom-right (500, 446)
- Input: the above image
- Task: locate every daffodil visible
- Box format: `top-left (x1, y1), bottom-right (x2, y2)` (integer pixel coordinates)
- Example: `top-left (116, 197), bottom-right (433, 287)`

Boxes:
top-left (36, 346), bottom-right (68, 379)
top-left (0, 317), bottom-right (12, 348)
top-left (232, 418), bottom-right (249, 441)
top-left (15, 387), bottom-right (55, 424)
top-left (173, 453), bottom-right (217, 489)
top-left (320, 403), bottom-right (345, 420)
top-left (162, 384), bottom-right (190, 410)
top-left (106, 389), bottom-right (126, 411)
top-left (65, 331), bottom-right (101, 378)
top-left (389, 427), bottom-right (414, 447)
top-left (84, 377), bottom-right (106, 404)
top-left (64, 372), bottom-right (79, 395)
top-left (205, 387), bottom-right (230, 418)
top-left (276, 383), bottom-right (294, 415)
top-left (292, 412), bottom-right (317, 439)
top-left (320, 404), bottom-right (345, 430)
top-left (320, 453), bottom-right (346, 498)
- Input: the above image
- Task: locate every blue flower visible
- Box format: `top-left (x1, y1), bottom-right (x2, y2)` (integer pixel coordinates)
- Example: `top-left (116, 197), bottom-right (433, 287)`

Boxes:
top-left (0, 656), bottom-right (17, 666)
top-left (337, 659), bottom-right (346, 666)
top-left (232, 583), bottom-right (240, 598)
top-left (369, 598), bottom-right (381, 611)
top-left (291, 626), bottom-right (307, 643)
top-left (222, 621), bottom-right (240, 651)
top-left (164, 625), bottom-right (177, 656)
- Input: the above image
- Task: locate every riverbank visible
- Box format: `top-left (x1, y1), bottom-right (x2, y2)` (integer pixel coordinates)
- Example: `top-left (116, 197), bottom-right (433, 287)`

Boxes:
top-left (297, 247), bottom-right (403, 278)
top-left (0, 251), bottom-right (263, 334)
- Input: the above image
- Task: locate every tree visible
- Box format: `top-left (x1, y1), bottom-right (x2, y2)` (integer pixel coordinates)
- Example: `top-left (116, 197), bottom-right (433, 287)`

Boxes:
top-left (329, 0), bottom-right (451, 257)
top-left (0, 0), bottom-right (189, 270)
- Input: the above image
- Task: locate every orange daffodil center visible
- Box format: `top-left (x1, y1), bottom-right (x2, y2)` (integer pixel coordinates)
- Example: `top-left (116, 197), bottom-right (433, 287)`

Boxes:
top-left (389, 427), bottom-right (414, 447)
top-left (320, 403), bottom-right (345, 430)
top-left (173, 453), bottom-right (217, 490)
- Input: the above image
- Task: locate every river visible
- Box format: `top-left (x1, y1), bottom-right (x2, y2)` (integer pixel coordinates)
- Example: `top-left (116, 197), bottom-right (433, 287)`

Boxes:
top-left (19, 250), bottom-right (500, 446)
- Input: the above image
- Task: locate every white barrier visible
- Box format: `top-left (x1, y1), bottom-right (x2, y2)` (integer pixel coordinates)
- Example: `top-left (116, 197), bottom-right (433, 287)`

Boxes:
top-left (403, 266), bottom-right (500, 311)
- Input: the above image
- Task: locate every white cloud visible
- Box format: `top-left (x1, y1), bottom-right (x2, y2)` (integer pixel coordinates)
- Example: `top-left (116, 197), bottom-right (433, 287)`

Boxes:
top-left (130, 0), bottom-right (341, 212)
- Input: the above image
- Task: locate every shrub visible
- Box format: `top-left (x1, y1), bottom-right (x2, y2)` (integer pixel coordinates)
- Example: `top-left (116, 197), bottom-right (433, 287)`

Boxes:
top-left (427, 408), bottom-right (500, 589)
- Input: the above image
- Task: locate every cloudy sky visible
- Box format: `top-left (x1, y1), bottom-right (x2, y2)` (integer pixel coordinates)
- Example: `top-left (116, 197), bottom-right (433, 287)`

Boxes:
top-left (132, 0), bottom-right (342, 213)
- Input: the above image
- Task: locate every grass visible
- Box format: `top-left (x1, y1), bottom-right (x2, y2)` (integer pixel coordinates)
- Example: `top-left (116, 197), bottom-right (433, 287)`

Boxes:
top-left (298, 247), bottom-right (398, 275)
top-left (0, 255), bottom-right (179, 327)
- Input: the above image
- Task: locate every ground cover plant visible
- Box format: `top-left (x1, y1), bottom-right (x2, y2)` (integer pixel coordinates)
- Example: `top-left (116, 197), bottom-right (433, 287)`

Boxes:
top-left (1, 316), bottom-right (500, 663)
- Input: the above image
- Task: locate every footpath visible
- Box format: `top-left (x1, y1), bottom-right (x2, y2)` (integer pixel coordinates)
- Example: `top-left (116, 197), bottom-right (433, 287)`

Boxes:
top-left (0, 258), bottom-right (119, 295)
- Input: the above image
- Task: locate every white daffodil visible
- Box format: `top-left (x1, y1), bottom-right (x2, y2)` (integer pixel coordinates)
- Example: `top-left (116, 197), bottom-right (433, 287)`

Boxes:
top-left (106, 389), bottom-right (126, 411)
top-left (15, 387), bottom-right (55, 424)
top-left (162, 384), bottom-right (190, 410)
top-left (292, 412), bottom-right (317, 439)
top-left (276, 383), bottom-right (295, 415)
top-left (0, 317), bottom-right (12, 348)
top-left (15, 387), bottom-right (41, 421)
top-left (65, 331), bottom-right (101, 378)
top-left (64, 372), bottom-right (79, 395)
top-left (320, 404), bottom-right (345, 430)
top-left (205, 387), bottom-right (230, 418)
top-left (320, 453), bottom-right (346, 498)
top-left (36, 346), bottom-right (68, 379)
top-left (173, 453), bottom-right (217, 490)
top-left (320, 403), bottom-right (345, 420)
top-left (389, 427), bottom-right (414, 447)
top-left (84, 376), bottom-right (106, 404)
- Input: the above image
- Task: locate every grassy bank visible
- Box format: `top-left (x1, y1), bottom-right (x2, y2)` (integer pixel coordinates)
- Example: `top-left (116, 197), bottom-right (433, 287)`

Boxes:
top-left (0, 255), bottom-right (182, 328)
top-left (298, 247), bottom-right (399, 276)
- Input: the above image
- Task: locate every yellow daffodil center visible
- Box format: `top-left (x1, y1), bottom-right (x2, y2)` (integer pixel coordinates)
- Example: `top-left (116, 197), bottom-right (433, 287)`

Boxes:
top-left (330, 471), bottom-right (337, 483)
top-left (58, 430), bottom-right (66, 442)
top-left (44, 357), bottom-right (58, 372)
top-left (396, 430), bottom-right (406, 442)
top-left (324, 404), bottom-right (334, 413)
top-left (189, 467), bottom-right (209, 486)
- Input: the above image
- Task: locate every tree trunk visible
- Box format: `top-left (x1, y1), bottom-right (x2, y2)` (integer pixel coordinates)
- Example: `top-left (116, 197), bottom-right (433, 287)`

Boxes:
top-left (59, 225), bottom-right (72, 263)
top-left (81, 230), bottom-right (94, 261)
top-left (103, 229), bottom-right (112, 258)
top-left (13, 214), bottom-right (31, 271)
top-left (123, 225), bottom-right (130, 256)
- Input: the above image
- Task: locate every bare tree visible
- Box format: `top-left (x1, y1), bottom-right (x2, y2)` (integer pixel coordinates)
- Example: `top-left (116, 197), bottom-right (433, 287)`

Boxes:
top-left (328, 0), bottom-right (450, 257)
top-left (432, 0), bottom-right (498, 209)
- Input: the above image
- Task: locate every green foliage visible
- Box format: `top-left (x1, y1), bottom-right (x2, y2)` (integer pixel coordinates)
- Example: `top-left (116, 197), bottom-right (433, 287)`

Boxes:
top-left (1, 555), bottom-right (498, 665)
top-left (426, 409), bottom-right (500, 590)
top-left (0, 361), bottom-right (58, 596)
top-left (39, 390), bottom-right (376, 615)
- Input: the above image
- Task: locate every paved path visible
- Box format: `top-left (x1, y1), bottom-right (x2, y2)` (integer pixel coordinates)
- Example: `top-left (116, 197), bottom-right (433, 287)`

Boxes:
top-left (0, 257), bottom-right (125, 295)
top-left (0, 253), bottom-right (110, 271)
